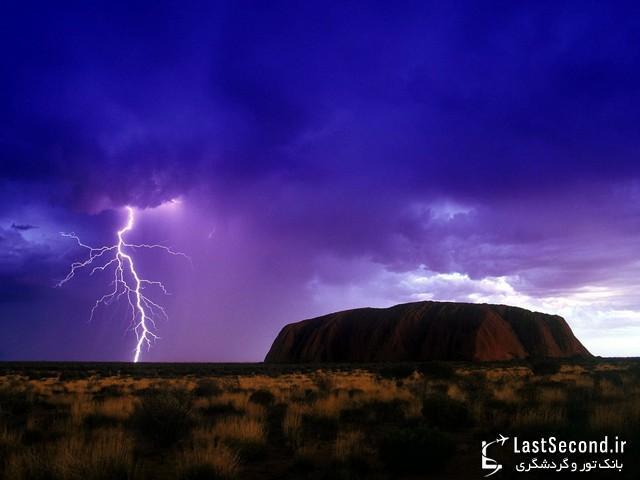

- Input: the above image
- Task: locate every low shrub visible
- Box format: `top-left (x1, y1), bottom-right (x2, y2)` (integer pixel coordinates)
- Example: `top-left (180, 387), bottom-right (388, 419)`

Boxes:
top-left (5, 432), bottom-right (133, 480)
top-left (212, 416), bottom-right (266, 461)
top-left (595, 370), bottom-right (624, 388)
top-left (177, 465), bottom-right (225, 480)
top-left (530, 359), bottom-right (561, 376)
top-left (379, 424), bottom-right (454, 474)
top-left (0, 389), bottom-right (32, 420)
top-left (314, 375), bottom-right (334, 393)
top-left (84, 413), bottom-right (120, 430)
top-left (193, 379), bottom-right (223, 398)
top-left (335, 430), bottom-right (368, 465)
top-left (341, 399), bottom-right (408, 425)
top-left (94, 385), bottom-right (124, 399)
top-left (200, 403), bottom-right (239, 419)
top-left (421, 394), bottom-right (473, 431)
top-left (416, 361), bottom-right (456, 379)
top-left (302, 414), bottom-right (339, 441)
top-left (347, 388), bottom-right (364, 399)
top-left (248, 390), bottom-right (275, 407)
top-left (129, 389), bottom-right (193, 448)
top-left (176, 444), bottom-right (240, 480)
top-left (377, 364), bottom-right (415, 380)
top-left (4, 447), bottom-right (60, 480)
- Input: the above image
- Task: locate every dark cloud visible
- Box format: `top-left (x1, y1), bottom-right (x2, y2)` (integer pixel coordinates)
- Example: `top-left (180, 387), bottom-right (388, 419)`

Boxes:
top-left (0, 226), bottom-right (59, 303)
top-left (10, 223), bottom-right (38, 231)
top-left (2, 1), bottom-right (637, 211)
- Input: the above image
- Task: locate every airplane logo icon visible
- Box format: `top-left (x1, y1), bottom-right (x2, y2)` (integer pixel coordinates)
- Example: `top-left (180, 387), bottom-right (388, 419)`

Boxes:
top-left (482, 435), bottom-right (509, 477)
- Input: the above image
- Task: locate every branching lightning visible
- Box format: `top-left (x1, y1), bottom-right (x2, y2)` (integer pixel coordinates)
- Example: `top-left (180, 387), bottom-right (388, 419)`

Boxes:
top-left (57, 206), bottom-right (189, 362)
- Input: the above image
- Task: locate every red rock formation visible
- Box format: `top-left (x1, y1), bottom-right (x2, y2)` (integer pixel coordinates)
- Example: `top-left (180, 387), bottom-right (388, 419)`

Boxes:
top-left (264, 301), bottom-right (591, 362)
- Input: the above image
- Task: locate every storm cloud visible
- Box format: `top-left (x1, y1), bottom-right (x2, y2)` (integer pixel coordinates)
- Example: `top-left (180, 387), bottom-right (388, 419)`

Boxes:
top-left (1, 1), bottom-right (640, 359)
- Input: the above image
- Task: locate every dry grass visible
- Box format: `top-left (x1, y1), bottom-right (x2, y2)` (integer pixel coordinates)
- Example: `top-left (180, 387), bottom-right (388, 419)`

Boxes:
top-left (283, 404), bottom-right (304, 448)
top-left (492, 385), bottom-right (519, 404)
top-left (2, 361), bottom-right (640, 479)
top-left (447, 383), bottom-right (468, 402)
top-left (245, 402), bottom-right (266, 419)
top-left (484, 367), bottom-right (531, 381)
top-left (312, 393), bottom-right (347, 418)
top-left (293, 443), bottom-right (324, 466)
top-left (538, 386), bottom-right (567, 403)
top-left (5, 428), bottom-right (133, 480)
top-left (598, 379), bottom-right (624, 399)
top-left (512, 406), bottom-right (566, 429)
top-left (70, 396), bottom-right (96, 425)
top-left (210, 391), bottom-right (251, 412)
top-left (0, 426), bottom-right (22, 451)
top-left (96, 397), bottom-right (136, 420)
top-left (335, 430), bottom-right (367, 462)
top-left (57, 429), bottom-right (133, 478)
top-left (212, 416), bottom-right (266, 445)
top-left (177, 443), bottom-right (240, 479)
top-left (590, 405), bottom-right (626, 430)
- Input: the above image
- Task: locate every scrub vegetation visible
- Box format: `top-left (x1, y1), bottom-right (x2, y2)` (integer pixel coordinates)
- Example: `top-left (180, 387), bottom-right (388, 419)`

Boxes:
top-left (0, 359), bottom-right (639, 479)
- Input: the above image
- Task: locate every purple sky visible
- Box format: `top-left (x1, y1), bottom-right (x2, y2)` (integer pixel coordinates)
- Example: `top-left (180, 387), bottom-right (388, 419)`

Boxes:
top-left (2, 1), bottom-right (640, 361)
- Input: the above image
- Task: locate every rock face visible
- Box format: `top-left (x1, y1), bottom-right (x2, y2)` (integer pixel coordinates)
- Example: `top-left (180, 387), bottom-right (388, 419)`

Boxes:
top-left (264, 301), bottom-right (591, 362)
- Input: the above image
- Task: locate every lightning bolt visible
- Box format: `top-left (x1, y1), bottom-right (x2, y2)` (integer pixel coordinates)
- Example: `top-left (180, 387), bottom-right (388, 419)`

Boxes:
top-left (57, 206), bottom-right (189, 362)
